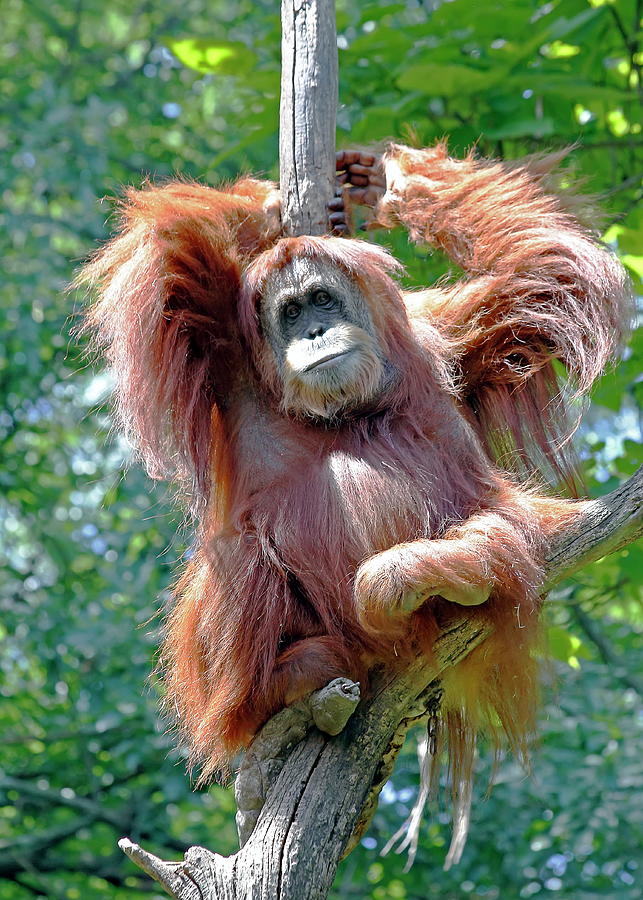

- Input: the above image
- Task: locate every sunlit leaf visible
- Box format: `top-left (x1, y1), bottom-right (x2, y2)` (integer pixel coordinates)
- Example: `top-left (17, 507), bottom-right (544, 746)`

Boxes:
top-left (548, 625), bottom-right (591, 666)
top-left (165, 38), bottom-right (257, 75)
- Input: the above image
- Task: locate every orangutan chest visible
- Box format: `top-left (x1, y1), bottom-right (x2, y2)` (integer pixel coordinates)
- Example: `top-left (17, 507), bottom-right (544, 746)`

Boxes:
top-left (323, 447), bottom-right (437, 552)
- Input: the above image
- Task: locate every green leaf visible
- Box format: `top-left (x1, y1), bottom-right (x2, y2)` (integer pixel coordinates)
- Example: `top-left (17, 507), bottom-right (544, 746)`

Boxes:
top-left (547, 625), bottom-right (591, 667)
top-left (165, 38), bottom-right (257, 75)
top-left (622, 254), bottom-right (643, 281)
top-left (397, 64), bottom-right (496, 96)
top-left (504, 76), bottom-right (631, 103)
top-left (484, 116), bottom-right (555, 139)
top-left (348, 29), bottom-right (414, 56)
top-left (351, 105), bottom-right (400, 141)
top-left (549, 5), bottom-right (606, 40)
top-left (618, 439), bottom-right (643, 475)
top-left (357, 3), bottom-right (406, 23)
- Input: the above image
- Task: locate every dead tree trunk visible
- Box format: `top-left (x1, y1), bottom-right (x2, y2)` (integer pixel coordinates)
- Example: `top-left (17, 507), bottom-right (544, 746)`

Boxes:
top-left (279, 0), bottom-right (337, 236)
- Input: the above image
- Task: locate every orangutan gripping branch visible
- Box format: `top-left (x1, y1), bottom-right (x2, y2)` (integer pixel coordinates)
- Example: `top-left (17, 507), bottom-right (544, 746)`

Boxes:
top-left (78, 143), bottom-right (631, 790)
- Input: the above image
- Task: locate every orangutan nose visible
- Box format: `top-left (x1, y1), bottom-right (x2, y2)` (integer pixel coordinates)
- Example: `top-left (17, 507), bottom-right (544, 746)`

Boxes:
top-left (307, 322), bottom-right (326, 339)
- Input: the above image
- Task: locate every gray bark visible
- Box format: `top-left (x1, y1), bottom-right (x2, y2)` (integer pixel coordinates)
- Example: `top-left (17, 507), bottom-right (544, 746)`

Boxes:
top-left (544, 465), bottom-right (643, 588)
top-left (119, 469), bottom-right (642, 899)
top-left (279, 0), bottom-right (337, 236)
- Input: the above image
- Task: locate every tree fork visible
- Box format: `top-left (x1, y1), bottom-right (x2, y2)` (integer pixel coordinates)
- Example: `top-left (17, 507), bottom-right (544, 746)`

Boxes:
top-left (120, 469), bottom-right (642, 899)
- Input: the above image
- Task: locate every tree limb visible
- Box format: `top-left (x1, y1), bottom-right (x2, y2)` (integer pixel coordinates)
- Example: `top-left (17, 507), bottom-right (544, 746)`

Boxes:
top-left (118, 468), bottom-right (643, 899)
top-left (544, 465), bottom-right (643, 589)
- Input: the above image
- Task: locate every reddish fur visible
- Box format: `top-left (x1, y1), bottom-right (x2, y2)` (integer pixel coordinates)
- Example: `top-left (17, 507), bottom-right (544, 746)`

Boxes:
top-left (386, 143), bottom-right (631, 492)
top-left (77, 146), bottom-right (632, 786)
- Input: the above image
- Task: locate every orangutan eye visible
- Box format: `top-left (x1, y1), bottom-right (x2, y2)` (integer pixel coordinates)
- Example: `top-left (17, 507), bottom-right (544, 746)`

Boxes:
top-left (312, 290), bottom-right (335, 309)
top-left (284, 302), bottom-right (302, 321)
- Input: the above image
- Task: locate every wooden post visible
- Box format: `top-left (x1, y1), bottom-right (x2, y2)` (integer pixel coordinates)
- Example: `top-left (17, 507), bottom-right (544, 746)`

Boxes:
top-left (279, 0), bottom-right (338, 236)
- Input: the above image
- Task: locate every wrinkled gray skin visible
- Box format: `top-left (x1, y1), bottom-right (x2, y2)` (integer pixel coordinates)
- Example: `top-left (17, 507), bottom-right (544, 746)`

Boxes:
top-left (259, 258), bottom-right (389, 419)
top-left (235, 677), bottom-right (361, 846)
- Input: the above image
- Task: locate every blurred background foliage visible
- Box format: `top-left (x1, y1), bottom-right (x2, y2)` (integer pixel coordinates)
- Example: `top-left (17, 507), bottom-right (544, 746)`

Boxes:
top-left (0, 0), bottom-right (641, 897)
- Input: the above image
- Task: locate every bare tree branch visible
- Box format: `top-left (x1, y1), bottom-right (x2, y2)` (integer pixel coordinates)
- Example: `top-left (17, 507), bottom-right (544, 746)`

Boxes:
top-left (118, 468), bottom-right (643, 899)
top-left (544, 465), bottom-right (643, 589)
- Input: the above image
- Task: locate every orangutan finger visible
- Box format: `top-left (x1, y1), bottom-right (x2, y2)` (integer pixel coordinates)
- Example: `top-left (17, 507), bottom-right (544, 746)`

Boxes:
top-left (328, 211), bottom-right (347, 227)
top-left (336, 150), bottom-right (376, 169)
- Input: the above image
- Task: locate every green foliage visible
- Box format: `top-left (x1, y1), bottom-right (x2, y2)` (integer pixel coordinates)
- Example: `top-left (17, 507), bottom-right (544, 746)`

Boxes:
top-left (166, 39), bottom-right (258, 75)
top-left (0, 0), bottom-right (641, 897)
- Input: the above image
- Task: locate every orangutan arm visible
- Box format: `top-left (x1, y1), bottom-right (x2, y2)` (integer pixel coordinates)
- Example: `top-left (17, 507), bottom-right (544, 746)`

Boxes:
top-left (337, 143), bottom-right (629, 385)
top-left (337, 143), bottom-right (632, 491)
top-left (353, 501), bottom-right (544, 636)
top-left (77, 178), bottom-right (280, 498)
